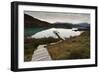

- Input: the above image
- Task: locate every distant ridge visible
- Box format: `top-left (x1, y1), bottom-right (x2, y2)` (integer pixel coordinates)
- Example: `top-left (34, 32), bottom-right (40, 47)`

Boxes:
top-left (24, 14), bottom-right (74, 28)
top-left (24, 14), bottom-right (90, 29)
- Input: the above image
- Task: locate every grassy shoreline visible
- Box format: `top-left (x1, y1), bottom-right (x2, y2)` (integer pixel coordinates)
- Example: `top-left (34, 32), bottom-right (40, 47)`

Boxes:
top-left (24, 37), bottom-right (60, 61)
top-left (24, 31), bottom-right (90, 61)
top-left (46, 31), bottom-right (90, 60)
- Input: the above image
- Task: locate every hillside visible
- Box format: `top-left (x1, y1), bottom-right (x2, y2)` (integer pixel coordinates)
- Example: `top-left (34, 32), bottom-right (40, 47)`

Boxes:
top-left (24, 14), bottom-right (74, 28)
top-left (24, 14), bottom-right (52, 28)
top-left (46, 31), bottom-right (90, 60)
top-left (24, 14), bottom-right (90, 29)
top-left (24, 31), bottom-right (90, 61)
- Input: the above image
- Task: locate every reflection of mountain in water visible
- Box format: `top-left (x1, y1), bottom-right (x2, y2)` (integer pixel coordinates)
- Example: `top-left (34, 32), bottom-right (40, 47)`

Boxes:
top-left (31, 28), bottom-right (82, 39)
top-left (24, 14), bottom-right (90, 36)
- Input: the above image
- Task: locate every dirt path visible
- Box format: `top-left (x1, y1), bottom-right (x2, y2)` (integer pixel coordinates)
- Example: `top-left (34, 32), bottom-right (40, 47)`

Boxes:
top-left (32, 45), bottom-right (52, 61)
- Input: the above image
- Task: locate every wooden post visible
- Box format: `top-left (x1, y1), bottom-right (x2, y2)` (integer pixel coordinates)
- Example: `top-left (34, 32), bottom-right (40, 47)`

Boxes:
top-left (53, 31), bottom-right (65, 40)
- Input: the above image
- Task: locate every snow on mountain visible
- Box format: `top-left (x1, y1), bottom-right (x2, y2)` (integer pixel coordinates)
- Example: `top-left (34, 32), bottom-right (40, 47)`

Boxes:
top-left (31, 28), bottom-right (82, 39)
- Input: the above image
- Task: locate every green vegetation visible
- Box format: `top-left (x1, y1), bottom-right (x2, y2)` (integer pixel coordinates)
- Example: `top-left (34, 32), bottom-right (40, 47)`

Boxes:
top-left (24, 37), bottom-right (60, 61)
top-left (46, 31), bottom-right (90, 60)
top-left (24, 31), bottom-right (90, 61)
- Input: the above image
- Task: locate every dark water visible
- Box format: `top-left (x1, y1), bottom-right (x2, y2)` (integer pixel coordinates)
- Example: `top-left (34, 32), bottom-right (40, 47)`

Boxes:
top-left (24, 27), bottom-right (45, 36)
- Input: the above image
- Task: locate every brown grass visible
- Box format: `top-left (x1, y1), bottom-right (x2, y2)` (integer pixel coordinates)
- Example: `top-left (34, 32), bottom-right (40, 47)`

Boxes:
top-left (46, 31), bottom-right (90, 60)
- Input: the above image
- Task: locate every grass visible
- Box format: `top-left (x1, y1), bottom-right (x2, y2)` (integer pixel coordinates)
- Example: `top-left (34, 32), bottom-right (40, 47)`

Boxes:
top-left (46, 31), bottom-right (90, 60)
top-left (24, 37), bottom-right (60, 61)
top-left (24, 31), bottom-right (90, 61)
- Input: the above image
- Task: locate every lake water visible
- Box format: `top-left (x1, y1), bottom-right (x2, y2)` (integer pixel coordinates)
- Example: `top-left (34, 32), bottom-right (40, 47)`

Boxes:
top-left (27, 28), bottom-right (82, 39)
top-left (24, 27), bottom-right (45, 36)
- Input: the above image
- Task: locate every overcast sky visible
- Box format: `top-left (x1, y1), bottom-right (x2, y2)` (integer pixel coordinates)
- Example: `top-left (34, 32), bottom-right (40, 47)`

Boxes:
top-left (24, 11), bottom-right (90, 24)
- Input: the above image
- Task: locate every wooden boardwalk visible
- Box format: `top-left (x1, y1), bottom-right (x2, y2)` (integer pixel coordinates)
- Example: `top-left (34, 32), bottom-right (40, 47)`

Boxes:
top-left (32, 45), bottom-right (52, 61)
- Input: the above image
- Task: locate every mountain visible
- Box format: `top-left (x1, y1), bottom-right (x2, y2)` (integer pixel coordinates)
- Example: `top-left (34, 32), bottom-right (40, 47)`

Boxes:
top-left (78, 23), bottom-right (90, 27)
top-left (24, 14), bottom-right (90, 30)
top-left (53, 22), bottom-right (73, 29)
top-left (24, 14), bottom-right (74, 29)
top-left (75, 23), bottom-right (90, 31)
top-left (24, 14), bottom-right (52, 28)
